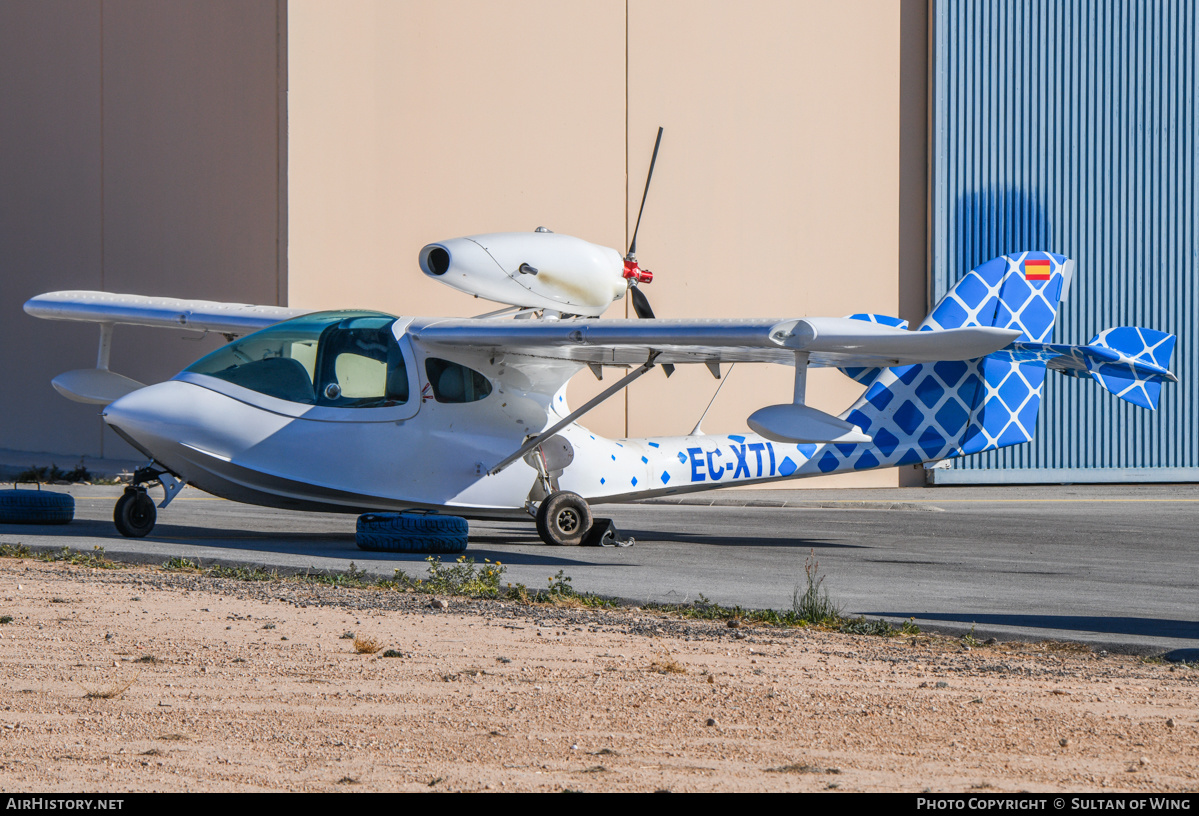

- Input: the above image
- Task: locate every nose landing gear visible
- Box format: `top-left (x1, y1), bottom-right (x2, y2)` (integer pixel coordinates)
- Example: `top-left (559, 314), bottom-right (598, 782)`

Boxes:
top-left (114, 487), bottom-right (156, 538)
top-left (113, 463), bottom-right (183, 538)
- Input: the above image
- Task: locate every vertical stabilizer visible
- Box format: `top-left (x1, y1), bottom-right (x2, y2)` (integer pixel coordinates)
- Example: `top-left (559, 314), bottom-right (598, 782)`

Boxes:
top-left (828, 252), bottom-right (1073, 471)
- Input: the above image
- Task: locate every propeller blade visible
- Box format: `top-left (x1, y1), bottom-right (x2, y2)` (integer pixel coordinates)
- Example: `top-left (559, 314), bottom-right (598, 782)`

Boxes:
top-left (629, 285), bottom-right (655, 319)
top-left (629, 286), bottom-right (674, 377)
top-left (627, 126), bottom-right (663, 259)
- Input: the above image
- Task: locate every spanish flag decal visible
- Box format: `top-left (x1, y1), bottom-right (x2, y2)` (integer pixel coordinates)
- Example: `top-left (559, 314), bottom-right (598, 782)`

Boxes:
top-left (1024, 259), bottom-right (1052, 281)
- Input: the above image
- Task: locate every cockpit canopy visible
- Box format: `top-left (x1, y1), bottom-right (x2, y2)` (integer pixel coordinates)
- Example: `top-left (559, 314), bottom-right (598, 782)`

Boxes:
top-left (185, 311), bottom-right (408, 408)
top-left (184, 310), bottom-right (495, 409)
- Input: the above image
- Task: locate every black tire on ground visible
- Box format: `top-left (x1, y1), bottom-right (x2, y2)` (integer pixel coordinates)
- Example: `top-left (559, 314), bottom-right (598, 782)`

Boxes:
top-left (356, 511), bottom-right (468, 553)
top-left (535, 491), bottom-right (592, 546)
top-left (0, 489), bottom-right (74, 525)
top-left (114, 489), bottom-right (156, 538)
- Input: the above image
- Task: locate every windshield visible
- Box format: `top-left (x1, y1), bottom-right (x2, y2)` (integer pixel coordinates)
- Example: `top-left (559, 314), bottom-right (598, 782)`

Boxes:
top-left (185, 311), bottom-right (408, 408)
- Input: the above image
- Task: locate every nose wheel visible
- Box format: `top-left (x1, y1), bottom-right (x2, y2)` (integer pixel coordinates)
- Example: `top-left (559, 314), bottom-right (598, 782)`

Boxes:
top-left (535, 491), bottom-right (592, 546)
top-left (114, 487), bottom-right (156, 538)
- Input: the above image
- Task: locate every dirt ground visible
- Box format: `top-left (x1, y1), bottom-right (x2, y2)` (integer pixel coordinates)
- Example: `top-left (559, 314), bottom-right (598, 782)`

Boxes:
top-left (0, 558), bottom-right (1196, 793)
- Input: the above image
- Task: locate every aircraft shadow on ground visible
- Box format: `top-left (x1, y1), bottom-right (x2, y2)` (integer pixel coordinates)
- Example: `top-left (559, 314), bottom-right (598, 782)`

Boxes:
top-left (874, 611), bottom-right (1199, 642)
top-left (614, 528), bottom-right (864, 549)
top-left (5, 519), bottom-right (863, 557)
top-left (2, 520), bottom-right (619, 569)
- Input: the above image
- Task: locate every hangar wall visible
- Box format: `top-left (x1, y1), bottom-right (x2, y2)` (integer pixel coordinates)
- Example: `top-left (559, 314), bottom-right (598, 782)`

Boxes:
top-left (0, 0), bottom-right (287, 465)
top-left (928, 0), bottom-right (1198, 483)
top-left (287, 0), bottom-right (929, 488)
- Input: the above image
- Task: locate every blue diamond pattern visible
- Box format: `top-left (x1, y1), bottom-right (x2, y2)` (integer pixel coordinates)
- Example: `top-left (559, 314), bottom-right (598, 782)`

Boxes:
top-left (845, 409), bottom-right (872, 432)
top-left (933, 297), bottom-right (968, 329)
top-left (854, 450), bottom-right (879, 470)
top-left (933, 360), bottom-right (968, 388)
top-left (866, 382), bottom-right (894, 411)
top-left (954, 272), bottom-right (988, 307)
top-left (934, 398), bottom-right (970, 436)
top-left (817, 451), bottom-right (839, 473)
top-left (872, 427), bottom-right (900, 456)
top-left (915, 375), bottom-right (945, 408)
top-left (918, 427), bottom-right (946, 458)
top-left (997, 371), bottom-right (1031, 410)
top-left (893, 400), bottom-right (924, 435)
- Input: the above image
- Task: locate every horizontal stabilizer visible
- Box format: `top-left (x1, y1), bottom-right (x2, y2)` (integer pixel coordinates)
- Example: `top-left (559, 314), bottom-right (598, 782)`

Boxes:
top-left (999, 326), bottom-right (1177, 410)
top-left (747, 403), bottom-right (871, 444)
top-left (1084, 327), bottom-right (1177, 409)
top-left (51, 368), bottom-right (145, 405)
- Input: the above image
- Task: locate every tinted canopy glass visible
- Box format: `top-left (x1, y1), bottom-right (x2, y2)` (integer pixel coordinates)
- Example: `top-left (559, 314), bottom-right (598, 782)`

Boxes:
top-left (185, 311), bottom-right (408, 408)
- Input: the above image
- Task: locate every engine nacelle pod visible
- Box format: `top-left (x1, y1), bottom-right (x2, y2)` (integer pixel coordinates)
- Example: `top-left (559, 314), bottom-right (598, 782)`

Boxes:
top-left (419, 232), bottom-right (626, 317)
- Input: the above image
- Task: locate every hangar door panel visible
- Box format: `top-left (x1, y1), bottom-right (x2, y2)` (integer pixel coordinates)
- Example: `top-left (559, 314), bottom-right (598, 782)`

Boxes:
top-left (930, 1), bottom-right (1198, 483)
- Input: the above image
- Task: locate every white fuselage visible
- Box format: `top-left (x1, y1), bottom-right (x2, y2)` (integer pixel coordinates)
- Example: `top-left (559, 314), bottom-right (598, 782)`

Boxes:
top-left (101, 318), bottom-right (838, 518)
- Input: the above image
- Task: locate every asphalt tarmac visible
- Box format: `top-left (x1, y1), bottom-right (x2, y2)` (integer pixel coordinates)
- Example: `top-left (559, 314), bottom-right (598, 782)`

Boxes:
top-left (2, 483), bottom-right (1197, 658)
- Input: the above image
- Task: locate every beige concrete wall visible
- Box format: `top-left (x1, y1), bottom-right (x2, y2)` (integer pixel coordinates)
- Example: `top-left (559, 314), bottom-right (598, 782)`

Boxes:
top-left (289, 0), bottom-right (925, 487)
top-left (1, 0), bottom-right (104, 460)
top-left (623, 0), bottom-right (904, 487)
top-left (1, 0), bottom-right (287, 463)
top-left (287, 0), bottom-right (628, 433)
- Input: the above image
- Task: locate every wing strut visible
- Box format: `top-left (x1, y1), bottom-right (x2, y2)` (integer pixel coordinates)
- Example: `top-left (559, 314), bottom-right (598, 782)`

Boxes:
top-left (488, 352), bottom-right (661, 476)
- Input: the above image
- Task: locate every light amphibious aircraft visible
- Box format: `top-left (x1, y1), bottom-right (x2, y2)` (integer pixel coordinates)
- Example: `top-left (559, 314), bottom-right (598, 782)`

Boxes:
top-left (25, 239), bottom-right (1178, 547)
top-left (22, 136), bottom-right (1178, 547)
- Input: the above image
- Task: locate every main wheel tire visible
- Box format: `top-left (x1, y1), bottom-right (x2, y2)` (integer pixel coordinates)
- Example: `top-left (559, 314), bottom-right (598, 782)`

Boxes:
top-left (114, 489), bottom-right (156, 538)
top-left (535, 491), bottom-right (592, 546)
top-left (356, 512), bottom-right (469, 553)
top-left (0, 489), bottom-right (74, 525)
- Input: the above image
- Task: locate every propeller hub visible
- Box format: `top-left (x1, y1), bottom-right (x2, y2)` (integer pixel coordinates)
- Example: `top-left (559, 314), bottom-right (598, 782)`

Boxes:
top-left (622, 258), bottom-right (653, 284)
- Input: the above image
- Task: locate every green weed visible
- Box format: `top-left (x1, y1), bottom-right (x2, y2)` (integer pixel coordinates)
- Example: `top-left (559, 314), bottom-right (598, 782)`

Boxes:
top-left (792, 550), bottom-right (841, 625)
top-left (162, 557), bottom-right (201, 572)
top-left (838, 617), bottom-right (898, 637)
top-left (0, 544), bottom-right (32, 559)
top-left (420, 556), bottom-right (506, 598)
top-left (38, 546), bottom-right (120, 569)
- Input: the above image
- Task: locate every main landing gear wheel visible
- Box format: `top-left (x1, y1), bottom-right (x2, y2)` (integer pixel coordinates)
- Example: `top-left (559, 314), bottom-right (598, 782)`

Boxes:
top-left (535, 491), bottom-right (592, 546)
top-left (114, 487), bottom-right (156, 538)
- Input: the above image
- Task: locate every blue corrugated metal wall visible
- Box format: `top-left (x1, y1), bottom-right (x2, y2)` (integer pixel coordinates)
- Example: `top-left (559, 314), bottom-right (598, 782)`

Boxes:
top-left (931, 0), bottom-right (1198, 483)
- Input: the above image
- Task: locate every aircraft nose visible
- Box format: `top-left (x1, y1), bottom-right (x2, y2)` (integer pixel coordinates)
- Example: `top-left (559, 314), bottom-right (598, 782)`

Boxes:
top-left (102, 381), bottom-right (184, 458)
